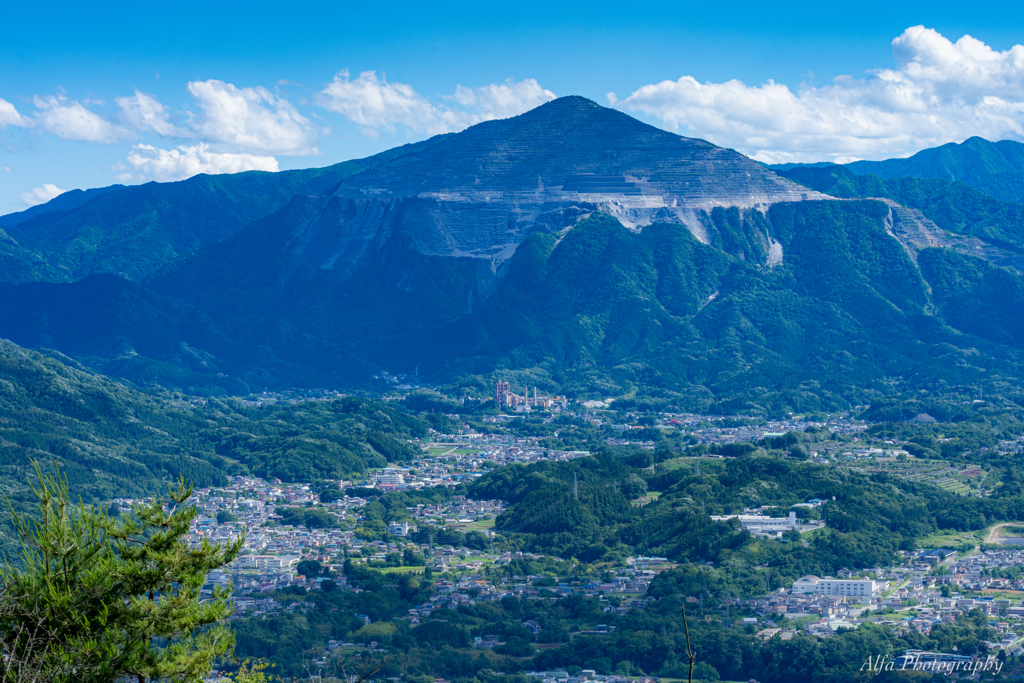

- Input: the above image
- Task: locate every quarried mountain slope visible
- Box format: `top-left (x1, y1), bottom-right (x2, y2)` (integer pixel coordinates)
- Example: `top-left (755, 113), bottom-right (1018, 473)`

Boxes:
top-left (150, 96), bottom-right (821, 299)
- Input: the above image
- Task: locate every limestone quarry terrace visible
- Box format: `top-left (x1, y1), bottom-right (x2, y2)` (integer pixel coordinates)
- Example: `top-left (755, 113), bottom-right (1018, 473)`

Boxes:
top-left (282, 96), bottom-right (830, 273)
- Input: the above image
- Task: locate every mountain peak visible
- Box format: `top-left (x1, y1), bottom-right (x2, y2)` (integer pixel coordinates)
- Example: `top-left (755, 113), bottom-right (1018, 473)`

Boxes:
top-left (517, 94), bottom-right (627, 121)
top-left (204, 97), bottom-right (827, 285)
top-left (477, 93), bottom-right (677, 141)
top-left (532, 94), bottom-right (602, 110)
top-left (334, 97), bottom-right (811, 208)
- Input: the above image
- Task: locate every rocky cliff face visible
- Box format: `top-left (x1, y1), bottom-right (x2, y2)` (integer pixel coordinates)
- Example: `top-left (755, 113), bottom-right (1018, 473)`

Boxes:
top-left (266, 96), bottom-right (826, 284)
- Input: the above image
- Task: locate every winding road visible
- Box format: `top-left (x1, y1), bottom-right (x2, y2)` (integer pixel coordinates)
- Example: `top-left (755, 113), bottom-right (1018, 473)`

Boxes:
top-left (985, 523), bottom-right (1024, 544)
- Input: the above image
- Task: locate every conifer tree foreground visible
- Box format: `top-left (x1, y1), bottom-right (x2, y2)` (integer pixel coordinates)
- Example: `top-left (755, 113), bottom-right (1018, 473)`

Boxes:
top-left (0, 463), bottom-right (244, 683)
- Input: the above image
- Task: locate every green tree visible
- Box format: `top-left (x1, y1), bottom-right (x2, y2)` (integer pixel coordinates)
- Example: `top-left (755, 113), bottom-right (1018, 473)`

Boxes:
top-left (230, 659), bottom-right (274, 683)
top-left (402, 548), bottom-right (426, 566)
top-left (217, 510), bottom-right (239, 524)
top-left (0, 463), bottom-right (243, 683)
top-left (319, 487), bottom-right (343, 504)
top-left (693, 660), bottom-right (720, 682)
top-left (296, 560), bottom-right (322, 578)
top-left (621, 474), bottom-right (648, 500)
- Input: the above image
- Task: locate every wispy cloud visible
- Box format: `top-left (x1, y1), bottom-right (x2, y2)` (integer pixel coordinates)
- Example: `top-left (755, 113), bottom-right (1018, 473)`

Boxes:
top-left (122, 143), bottom-right (279, 183)
top-left (20, 183), bottom-right (65, 206)
top-left (7, 81), bottom-right (319, 184)
top-left (115, 90), bottom-right (192, 138)
top-left (0, 98), bottom-right (31, 128)
top-left (316, 71), bottom-right (555, 137)
top-left (611, 26), bottom-right (1024, 163)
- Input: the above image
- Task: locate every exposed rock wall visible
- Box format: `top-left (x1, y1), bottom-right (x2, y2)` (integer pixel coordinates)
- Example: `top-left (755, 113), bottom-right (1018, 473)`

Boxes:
top-left (277, 96), bottom-right (828, 284)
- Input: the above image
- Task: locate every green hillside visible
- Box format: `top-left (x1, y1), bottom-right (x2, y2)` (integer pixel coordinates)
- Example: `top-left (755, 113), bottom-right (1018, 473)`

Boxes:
top-left (843, 136), bottom-right (1024, 204)
top-left (0, 136), bottom-right (448, 284)
top-left (777, 163), bottom-right (1024, 248)
top-left (421, 207), bottom-right (1024, 412)
top-left (10, 200), bottom-right (1024, 415)
top-left (0, 338), bottom-right (429, 551)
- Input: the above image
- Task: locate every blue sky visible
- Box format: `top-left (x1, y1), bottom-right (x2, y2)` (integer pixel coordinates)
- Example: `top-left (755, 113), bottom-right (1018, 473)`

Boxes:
top-left (2, 0), bottom-right (1024, 213)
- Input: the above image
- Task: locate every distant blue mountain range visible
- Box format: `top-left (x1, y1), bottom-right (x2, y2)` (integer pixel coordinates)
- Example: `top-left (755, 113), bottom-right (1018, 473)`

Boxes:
top-left (773, 136), bottom-right (1024, 205)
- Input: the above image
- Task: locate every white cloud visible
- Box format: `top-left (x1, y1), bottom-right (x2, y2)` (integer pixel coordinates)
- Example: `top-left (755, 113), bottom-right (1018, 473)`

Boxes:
top-left (0, 165), bottom-right (12, 173)
top-left (32, 95), bottom-right (121, 143)
top-left (0, 98), bottom-right (31, 128)
top-left (187, 80), bottom-right (319, 155)
top-left (124, 143), bottom-right (279, 182)
top-left (20, 183), bottom-right (65, 207)
top-left (612, 26), bottom-right (1024, 163)
top-left (451, 79), bottom-right (557, 120)
top-left (116, 90), bottom-right (191, 137)
top-left (316, 71), bottom-right (555, 137)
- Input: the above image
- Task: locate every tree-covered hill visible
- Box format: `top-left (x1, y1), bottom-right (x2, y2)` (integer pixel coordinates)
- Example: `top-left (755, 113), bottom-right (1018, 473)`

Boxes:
top-left (0, 227), bottom-right (61, 283)
top-left (0, 136), bottom-right (447, 285)
top-left (842, 136), bottom-right (1024, 205)
top-left (0, 273), bottom-right (373, 394)
top-left (469, 452), bottom-right (952, 585)
top-left (425, 206), bottom-right (1024, 413)
top-left (470, 445), bottom-right (1024, 598)
top-left (0, 338), bottom-right (429, 490)
top-left (776, 163), bottom-right (1024, 249)
top-left (0, 338), bottom-right (429, 550)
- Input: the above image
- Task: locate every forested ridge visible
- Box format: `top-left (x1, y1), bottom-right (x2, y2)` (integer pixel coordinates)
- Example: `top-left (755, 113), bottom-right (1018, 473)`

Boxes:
top-left (0, 338), bottom-right (428, 555)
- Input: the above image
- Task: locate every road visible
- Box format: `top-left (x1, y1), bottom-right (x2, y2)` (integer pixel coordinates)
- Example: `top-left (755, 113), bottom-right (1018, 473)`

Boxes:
top-left (985, 523), bottom-right (1024, 544)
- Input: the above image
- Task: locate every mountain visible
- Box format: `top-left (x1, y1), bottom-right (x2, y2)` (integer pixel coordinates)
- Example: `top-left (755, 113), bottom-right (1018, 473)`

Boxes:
top-left (141, 97), bottom-right (824, 386)
top-left (0, 137), bottom-right (448, 285)
top-left (0, 184), bottom-right (124, 227)
top-left (776, 164), bottom-right (1024, 255)
top-left (151, 96), bottom-right (819, 298)
top-left (841, 137), bottom-right (1024, 204)
top-left (139, 97), bottom-right (1024, 408)
top-left (5, 97), bottom-right (1024, 412)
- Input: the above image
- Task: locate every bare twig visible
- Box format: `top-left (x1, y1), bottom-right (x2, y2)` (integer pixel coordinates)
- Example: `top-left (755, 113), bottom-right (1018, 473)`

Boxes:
top-left (681, 604), bottom-right (696, 683)
top-left (0, 590), bottom-right (83, 683)
top-left (337, 652), bottom-right (389, 683)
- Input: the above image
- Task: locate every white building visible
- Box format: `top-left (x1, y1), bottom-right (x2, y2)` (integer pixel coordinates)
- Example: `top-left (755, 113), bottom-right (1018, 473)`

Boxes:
top-left (388, 521), bottom-right (417, 537)
top-left (710, 511), bottom-right (799, 533)
top-left (373, 468), bottom-right (405, 486)
top-left (791, 575), bottom-right (887, 597)
top-left (231, 554), bottom-right (300, 570)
